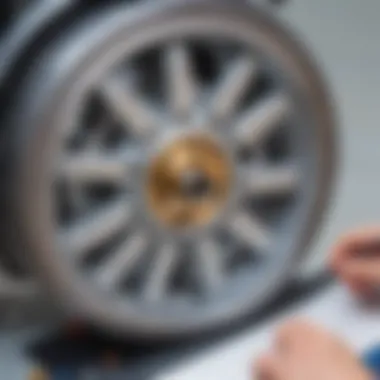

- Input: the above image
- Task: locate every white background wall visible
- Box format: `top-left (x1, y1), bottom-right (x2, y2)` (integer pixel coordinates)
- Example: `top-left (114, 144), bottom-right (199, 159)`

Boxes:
top-left (280, 0), bottom-right (380, 274)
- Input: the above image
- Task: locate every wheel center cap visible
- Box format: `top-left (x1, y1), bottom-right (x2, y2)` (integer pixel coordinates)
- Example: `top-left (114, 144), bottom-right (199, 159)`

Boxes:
top-left (146, 134), bottom-right (232, 229)
top-left (180, 169), bottom-right (211, 199)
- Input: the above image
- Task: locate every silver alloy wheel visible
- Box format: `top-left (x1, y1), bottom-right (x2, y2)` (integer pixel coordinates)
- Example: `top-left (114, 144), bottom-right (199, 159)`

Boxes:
top-left (11, 0), bottom-right (336, 338)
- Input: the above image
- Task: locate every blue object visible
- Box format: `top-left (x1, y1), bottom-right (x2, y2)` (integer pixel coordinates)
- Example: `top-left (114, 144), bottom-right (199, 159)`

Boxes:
top-left (362, 345), bottom-right (380, 375)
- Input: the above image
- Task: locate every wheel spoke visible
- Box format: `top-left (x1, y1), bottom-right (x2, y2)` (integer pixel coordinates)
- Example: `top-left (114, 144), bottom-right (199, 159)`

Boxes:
top-left (209, 56), bottom-right (257, 121)
top-left (236, 93), bottom-right (290, 146)
top-left (61, 198), bottom-right (133, 260)
top-left (242, 164), bottom-right (300, 197)
top-left (95, 230), bottom-right (148, 288)
top-left (196, 237), bottom-right (224, 292)
top-left (99, 74), bottom-right (157, 137)
top-left (227, 211), bottom-right (270, 253)
top-left (60, 151), bottom-right (129, 185)
top-left (165, 43), bottom-right (197, 118)
top-left (143, 243), bottom-right (177, 302)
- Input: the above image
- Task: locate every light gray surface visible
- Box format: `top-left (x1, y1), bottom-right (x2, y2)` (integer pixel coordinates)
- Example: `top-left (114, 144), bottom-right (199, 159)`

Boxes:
top-left (159, 284), bottom-right (380, 380)
top-left (283, 0), bottom-right (380, 275)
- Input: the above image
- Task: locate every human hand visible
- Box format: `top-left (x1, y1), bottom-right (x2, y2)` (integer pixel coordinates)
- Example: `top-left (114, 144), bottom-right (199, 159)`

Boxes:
top-left (330, 226), bottom-right (380, 297)
top-left (255, 320), bottom-right (371, 380)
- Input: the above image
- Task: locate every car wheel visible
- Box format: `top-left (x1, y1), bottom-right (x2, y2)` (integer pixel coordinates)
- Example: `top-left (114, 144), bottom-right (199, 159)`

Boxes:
top-left (2, 0), bottom-right (337, 339)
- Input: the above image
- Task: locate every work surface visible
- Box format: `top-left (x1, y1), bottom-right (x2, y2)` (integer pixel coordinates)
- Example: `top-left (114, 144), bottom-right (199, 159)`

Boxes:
top-left (158, 283), bottom-right (380, 380)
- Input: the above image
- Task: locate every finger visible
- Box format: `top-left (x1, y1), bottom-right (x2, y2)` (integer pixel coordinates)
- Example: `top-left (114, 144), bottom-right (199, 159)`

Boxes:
top-left (342, 272), bottom-right (374, 298)
top-left (344, 260), bottom-right (380, 281)
top-left (330, 227), bottom-right (380, 270)
top-left (331, 251), bottom-right (375, 275)
top-left (255, 354), bottom-right (281, 380)
top-left (342, 260), bottom-right (380, 284)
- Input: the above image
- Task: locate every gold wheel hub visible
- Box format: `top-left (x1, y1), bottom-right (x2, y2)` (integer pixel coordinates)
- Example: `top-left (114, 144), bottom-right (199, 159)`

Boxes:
top-left (146, 134), bottom-right (233, 229)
